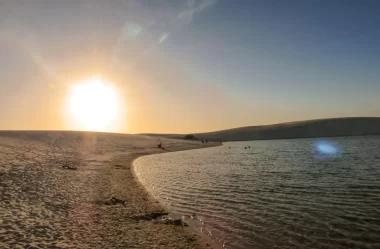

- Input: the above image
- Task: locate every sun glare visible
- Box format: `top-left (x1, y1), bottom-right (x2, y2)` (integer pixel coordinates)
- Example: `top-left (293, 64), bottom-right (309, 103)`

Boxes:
top-left (64, 77), bottom-right (125, 132)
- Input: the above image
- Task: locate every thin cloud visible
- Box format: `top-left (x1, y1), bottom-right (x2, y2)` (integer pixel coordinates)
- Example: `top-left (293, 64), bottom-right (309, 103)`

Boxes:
top-left (112, 0), bottom-right (217, 70)
top-left (174, 0), bottom-right (216, 27)
top-left (159, 32), bottom-right (170, 44)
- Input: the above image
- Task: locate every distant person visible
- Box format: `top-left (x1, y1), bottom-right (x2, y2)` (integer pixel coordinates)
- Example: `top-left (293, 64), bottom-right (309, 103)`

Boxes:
top-left (157, 139), bottom-right (163, 149)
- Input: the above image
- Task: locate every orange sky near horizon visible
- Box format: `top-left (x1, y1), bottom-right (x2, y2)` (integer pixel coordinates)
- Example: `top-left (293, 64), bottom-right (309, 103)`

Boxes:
top-left (0, 51), bottom-right (371, 134)
top-left (0, 32), bottom-right (306, 134)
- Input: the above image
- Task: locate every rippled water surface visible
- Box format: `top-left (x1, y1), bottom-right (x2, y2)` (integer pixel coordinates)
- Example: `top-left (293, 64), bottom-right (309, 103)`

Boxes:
top-left (134, 137), bottom-right (380, 249)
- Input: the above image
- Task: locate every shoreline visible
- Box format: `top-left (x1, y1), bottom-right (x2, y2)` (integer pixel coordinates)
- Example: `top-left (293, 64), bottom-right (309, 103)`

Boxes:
top-left (131, 147), bottom-right (223, 249)
top-left (0, 131), bottom-right (219, 249)
top-left (130, 144), bottom-right (223, 210)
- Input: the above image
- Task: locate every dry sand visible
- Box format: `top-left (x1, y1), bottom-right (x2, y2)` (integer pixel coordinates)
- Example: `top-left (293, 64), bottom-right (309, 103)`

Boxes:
top-left (0, 131), bottom-right (218, 249)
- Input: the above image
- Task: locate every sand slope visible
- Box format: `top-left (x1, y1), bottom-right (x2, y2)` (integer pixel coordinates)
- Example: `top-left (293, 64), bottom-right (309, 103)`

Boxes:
top-left (142, 117), bottom-right (380, 141)
top-left (0, 131), bottom-right (217, 249)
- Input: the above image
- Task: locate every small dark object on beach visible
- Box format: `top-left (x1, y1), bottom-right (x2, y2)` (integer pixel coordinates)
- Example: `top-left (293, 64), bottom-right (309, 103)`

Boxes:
top-left (164, 218), bottom-right (188, 227)
top-left (105, 197), bottom-right (127, 206)
top-left (244, 147), bottom-right (247, 149)
top-left (62, 165), bottom-right (77, 170)
top-left (157, 143), bottom-right (165, 150)
top-left (248, 146), bottom-right (251, 148)
top-left (157, 139), bottom-right (163, 149)
top-left (132, 211), bottom-right (169, 220)
top-left (229, 147), bottom-right (231, 149)
top-left (114, 164), bottom-right (123, 169)
top-left (173, 219), bottom-right (184, 226)
top-left (187, 236), bottom-right (196, 242)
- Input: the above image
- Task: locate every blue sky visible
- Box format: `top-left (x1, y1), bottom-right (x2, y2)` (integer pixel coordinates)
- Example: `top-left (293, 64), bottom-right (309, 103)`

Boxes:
top-left (169, 0), bottom-right (380, 107)
top-left (0, 0), bottom-right (379, 133)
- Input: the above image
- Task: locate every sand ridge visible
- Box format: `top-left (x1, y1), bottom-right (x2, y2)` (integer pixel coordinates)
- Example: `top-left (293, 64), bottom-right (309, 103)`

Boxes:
top-left (0, 131), bottom-right (218, 249)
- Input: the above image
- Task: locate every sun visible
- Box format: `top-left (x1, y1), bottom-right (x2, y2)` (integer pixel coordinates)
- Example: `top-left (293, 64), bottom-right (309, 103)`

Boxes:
top-left (64, 76), bottom-right (125, 132)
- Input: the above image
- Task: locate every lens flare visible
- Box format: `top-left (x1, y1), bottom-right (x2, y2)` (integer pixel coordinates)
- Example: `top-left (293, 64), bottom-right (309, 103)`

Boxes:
top-left (313, 140), bottom-right (341, 159)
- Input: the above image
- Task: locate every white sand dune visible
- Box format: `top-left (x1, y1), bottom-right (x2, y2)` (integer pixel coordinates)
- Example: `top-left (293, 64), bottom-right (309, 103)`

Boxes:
top-left (0, 131), bottom-right (217, 249)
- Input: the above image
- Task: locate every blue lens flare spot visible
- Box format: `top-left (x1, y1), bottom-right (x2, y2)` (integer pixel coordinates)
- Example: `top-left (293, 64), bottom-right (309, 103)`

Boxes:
top-left (313, 140), bottom-right (341, 159)
top-left (318, 144), bottom-right (337, 154)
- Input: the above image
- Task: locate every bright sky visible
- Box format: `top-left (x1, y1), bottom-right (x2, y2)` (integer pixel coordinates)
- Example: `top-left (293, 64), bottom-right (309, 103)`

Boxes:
top-left (0, 0), bottom-right (379, 134)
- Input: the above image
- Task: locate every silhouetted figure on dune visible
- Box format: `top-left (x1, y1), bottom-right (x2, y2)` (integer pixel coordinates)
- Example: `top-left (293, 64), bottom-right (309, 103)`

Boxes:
top-left (157, 139), bottom-right (164, 149)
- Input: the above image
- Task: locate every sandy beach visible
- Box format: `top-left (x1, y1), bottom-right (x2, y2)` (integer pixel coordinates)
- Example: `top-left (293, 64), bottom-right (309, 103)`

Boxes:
top-left (0, 131), bottom-right (218, 249)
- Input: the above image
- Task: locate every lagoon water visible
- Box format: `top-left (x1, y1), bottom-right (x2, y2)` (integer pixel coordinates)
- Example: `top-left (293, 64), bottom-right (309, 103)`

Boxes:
top-left (134, 136), bottom-right (380, 249)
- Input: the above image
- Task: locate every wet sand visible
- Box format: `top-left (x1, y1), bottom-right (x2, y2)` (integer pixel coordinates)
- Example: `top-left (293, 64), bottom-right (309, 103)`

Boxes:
top-left (0, 131), bottom-right (218, 249)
